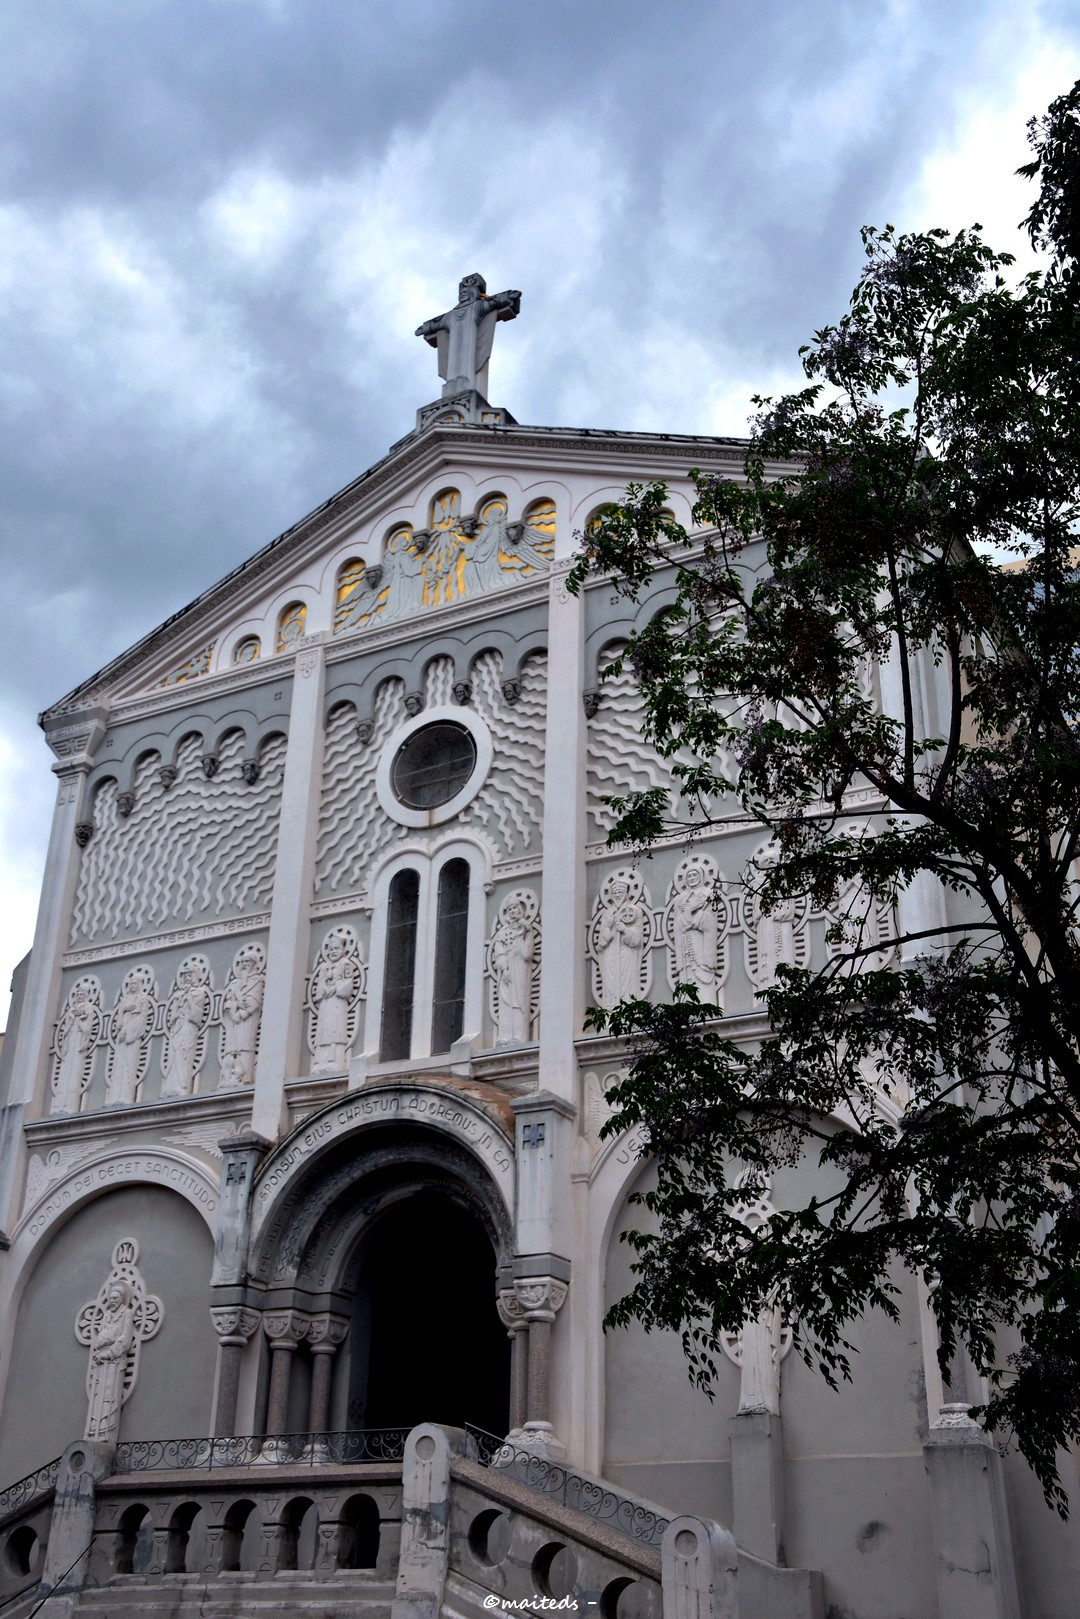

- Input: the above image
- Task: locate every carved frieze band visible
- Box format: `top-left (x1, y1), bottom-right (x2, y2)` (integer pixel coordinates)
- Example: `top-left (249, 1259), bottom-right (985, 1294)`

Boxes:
top-left (50, 942), bottom-right (267, 1113)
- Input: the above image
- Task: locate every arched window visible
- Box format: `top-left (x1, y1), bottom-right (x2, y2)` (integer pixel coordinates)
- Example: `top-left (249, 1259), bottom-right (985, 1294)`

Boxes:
top-left (371, 849), bottom-right (483, 1064)
top-left (381, 869), bottom-right (420, 1061)
top-left (432, 858), bottom-right (470, 1052)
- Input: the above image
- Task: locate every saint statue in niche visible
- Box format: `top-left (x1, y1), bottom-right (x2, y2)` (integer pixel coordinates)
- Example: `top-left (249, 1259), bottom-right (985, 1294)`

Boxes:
top-left (75, 1239), bottom-right (163, 1445)
top-left (105, 967), bottom-right (156, 1107)
top-left (670, 862), bottom-right (719, 995)
top-left (52, 977), bottom-right (101, 1115)
top-left (595, 876), bottom-right (648, 1009)
top-left (310, 930), bottom-right (361, 1071)
top-left (160, 957), bottom-right (212, 1098)
top-left (734, 1305), bottom-right (785, 1416)
top-left (491, 896), bottom-right (536, 1044)
top-left (219, 946), bottom-right (265, 1088)
top-left (754, 894), bottom-right (797, 985)
top-left (85, 1280), bottom-right (137, 1441)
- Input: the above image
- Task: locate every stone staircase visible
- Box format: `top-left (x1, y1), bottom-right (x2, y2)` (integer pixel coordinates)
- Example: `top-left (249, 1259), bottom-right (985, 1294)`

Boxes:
top-left (0, 1425), bottom-right (813, 1618)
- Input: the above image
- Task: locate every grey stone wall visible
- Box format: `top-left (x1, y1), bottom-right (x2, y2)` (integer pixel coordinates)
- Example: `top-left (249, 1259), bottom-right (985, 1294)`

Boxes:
top-left (0, 1186), bottom-right (215, 1483)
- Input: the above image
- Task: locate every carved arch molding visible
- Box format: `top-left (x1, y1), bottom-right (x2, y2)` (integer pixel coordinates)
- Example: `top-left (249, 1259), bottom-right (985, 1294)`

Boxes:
top-left (248, 1082), bottom-right (517, 1288)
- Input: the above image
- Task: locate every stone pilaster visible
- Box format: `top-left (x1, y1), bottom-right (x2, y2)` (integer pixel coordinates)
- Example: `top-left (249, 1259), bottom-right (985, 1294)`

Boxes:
top-left (0, 707), bottom-right (107, 1233)
top-left (211, 1131), bottom-right (270, 1286)
top-left (536, 565), bottom-right (586, 1103)
top-left (252, 634), bottom-right (327, 1140)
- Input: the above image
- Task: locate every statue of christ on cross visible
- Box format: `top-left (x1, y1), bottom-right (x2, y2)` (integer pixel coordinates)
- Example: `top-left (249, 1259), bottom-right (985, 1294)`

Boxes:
top-left (416, 273), bottom-right (521, 400)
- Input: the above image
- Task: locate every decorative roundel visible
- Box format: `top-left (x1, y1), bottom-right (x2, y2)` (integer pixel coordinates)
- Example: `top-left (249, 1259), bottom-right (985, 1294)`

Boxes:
top-left (376, 705), bottom-right (493, 828)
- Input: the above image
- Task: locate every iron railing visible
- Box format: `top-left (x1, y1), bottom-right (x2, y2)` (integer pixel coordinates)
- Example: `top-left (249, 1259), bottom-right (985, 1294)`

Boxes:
top-left (464, 1427), bottom-right (669, 1548)
top-left (0, 1456), bottom-right (60, 1522)
top-left (113, 1428), bottom-right (409, 1473)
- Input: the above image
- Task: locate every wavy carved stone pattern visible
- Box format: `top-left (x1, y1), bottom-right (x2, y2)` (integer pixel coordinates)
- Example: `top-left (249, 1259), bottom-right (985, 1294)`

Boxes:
top-left (71, 731), bottom-right (287, 944)
top-left (315, 680), bottom-right (407, 893)
top-left (315, 651), bottom-right (547, 894)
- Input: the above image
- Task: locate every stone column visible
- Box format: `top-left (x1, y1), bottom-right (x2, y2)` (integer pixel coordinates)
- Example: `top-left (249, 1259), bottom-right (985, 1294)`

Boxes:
top-left (252, 634), bottom-right (328, 1141)
top-left (514, 1275), bottom-right (568, 1453)
top-left (307, 1314), bottom-right (349, 1434)
top-left (0, 707), bottom-right (106, 1234)
top-left (263, 1310), bottom-right (310, 1436)
top-left (210, 1307), bottom-right (261, 1437)
top-left (497, 1287), bottom-right (529, 1435)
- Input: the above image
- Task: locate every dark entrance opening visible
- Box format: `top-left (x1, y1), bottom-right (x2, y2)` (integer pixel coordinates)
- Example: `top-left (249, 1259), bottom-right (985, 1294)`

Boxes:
top-left (350, 1190), bottom-right (510, 1437)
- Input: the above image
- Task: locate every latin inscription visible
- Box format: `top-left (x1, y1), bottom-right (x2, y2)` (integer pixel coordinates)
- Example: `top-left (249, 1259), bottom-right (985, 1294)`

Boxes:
top-left (25, 1154), bottom-right (218, 1238)
top-left (256, 1088), bottom-right (514, 1209)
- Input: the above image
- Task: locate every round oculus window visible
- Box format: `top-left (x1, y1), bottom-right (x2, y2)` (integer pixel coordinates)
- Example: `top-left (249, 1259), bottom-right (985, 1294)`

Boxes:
top-left (390, 721), bottom-right (478, 810)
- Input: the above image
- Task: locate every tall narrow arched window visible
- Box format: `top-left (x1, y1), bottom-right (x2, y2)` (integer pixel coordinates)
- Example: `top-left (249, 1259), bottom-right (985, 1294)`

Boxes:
top-left (381, 869), bottom-right (420, 1060)
top-left (431, 858), bottom-right (470, 1053)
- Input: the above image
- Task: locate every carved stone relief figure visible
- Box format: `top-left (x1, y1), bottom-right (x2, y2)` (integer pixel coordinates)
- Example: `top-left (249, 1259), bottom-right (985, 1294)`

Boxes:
top-left (488, 889), bottom-right (540, 1044)
top-left (51, 976), bottom-right (102, 1115)
top-left (591, 869), bottom-right (651, 1009)
top-left (667, 854), bottom-right (727, 999)
top-left (741, 853), bottom-right (811, 990)
top-left (307, 925), bottom-right (365, 1072)
top-left (583, 1068), bottom-right (623, 1151)
top-left (380, 528), bottom-right (428, 621)
top-left (160, 954), bottom-right (213, 1098)
top-left (719, 1174), bottom-right (793, 1416)
top-left (219, 943), bottom-right (266, 1088)
top-left (823, 824), bottom-right (898, 974)
top-left (74, 1238), bottom-right (163, 1443)
top-left (105, 965), bottom-right (157, 1107)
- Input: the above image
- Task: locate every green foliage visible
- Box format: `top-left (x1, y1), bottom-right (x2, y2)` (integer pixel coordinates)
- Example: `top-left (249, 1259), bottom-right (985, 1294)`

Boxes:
top-left (570, 82), bottom-right (1080, 1512)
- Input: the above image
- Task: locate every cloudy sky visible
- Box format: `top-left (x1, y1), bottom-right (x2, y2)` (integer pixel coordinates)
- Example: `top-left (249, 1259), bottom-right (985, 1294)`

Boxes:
top-left (0, 0), bottom-right (1077, 1020)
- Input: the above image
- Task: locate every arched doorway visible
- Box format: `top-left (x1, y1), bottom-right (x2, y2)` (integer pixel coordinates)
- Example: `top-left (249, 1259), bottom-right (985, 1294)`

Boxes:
top-left (346, 1189), bottom-right (510, 1436)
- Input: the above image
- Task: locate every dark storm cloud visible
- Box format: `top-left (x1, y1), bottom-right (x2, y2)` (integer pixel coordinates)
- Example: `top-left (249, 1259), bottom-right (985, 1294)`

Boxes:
top-left (0, 0), bottom-right (1075, 1001)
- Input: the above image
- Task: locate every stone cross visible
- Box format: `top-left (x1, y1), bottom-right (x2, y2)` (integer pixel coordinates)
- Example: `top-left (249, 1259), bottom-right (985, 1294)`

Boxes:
top-left (416, 273), bottom-right (521, 399)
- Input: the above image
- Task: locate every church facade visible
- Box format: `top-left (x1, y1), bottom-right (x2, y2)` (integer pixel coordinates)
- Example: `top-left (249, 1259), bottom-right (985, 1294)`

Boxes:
top-left (0, 279), bottom-right (1077, 1619)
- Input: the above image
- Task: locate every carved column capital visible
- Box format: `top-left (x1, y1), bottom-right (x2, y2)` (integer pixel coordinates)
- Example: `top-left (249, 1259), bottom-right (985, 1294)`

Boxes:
top-left (262, 1308), bottom-right (310, 1349)
top-left (514, 1276), bottom-right (568, 1322)
top-left (307, 1313), bottom-right (349, 1352)
top-left (497, 1286), bottom-right (529, 1333)
top-left (210, 1306), bottom-right (261, 1346)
